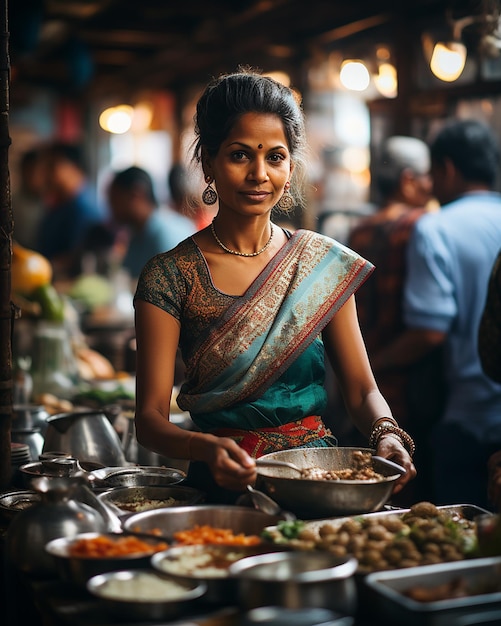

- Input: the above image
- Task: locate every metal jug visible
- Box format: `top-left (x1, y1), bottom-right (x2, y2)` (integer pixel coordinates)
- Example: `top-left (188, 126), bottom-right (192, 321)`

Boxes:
top-left (43, 410), bottom-right (127, 467)
top-left (12, 404), bottom-right (50, 434)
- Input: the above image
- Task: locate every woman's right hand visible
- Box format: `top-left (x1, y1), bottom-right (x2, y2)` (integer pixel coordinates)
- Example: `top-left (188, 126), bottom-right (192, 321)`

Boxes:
top-left (194, 434), bottom-right (257, 491)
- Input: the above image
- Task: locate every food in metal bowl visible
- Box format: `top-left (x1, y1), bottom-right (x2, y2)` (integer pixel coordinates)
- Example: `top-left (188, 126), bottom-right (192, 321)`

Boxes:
top-left (153, 544), bottom-right (275, 579)
top-left (151, 543), bottom-right (289, 605)
top-left (123, 505), bottom-right (283, 542)
top-left (86, 569), bottom-right (207, 620)
top-left (256, 447), bottom-right (401, 518)
top-left (45, 531), bottom-right (169, 587)
top-left (298, 450), bottom-right (384, 481)
top-left (97, 485), bottom-right (204, 515)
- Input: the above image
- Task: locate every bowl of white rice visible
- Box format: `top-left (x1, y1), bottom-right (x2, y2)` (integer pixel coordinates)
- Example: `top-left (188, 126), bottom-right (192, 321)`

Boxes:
top-left (86, 568), bottom-right (207, 620)
top-left (151, 543), bottom-right (289, 604)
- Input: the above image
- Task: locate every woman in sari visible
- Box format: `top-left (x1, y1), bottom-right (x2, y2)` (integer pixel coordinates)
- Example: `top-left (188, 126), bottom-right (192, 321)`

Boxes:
top-left (133, 69), bottom-right (416, 502)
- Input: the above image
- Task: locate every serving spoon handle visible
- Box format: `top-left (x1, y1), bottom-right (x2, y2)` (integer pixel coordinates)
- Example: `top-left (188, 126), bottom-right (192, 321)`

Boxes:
top-left (255, 458), bottom-right (303, 475)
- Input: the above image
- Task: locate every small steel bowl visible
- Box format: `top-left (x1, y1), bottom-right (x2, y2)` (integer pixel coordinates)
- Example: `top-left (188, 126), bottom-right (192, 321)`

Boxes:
top-left (229, 550), bottom-right (358, 615)
top-left (86, 568), bottom-right (207, 620)
top-left (18, 460), bottom-right (104, 488)
top-left (0, 489), bottom-right (41, 521)
top-left (88, 466), bottom-right (186, 489)
top-left (97, 485), bottom-right (205, 516)
top-left (45, 531), bottom-right (170, 588)
top-left (151, 543), bottom-right (289, 604)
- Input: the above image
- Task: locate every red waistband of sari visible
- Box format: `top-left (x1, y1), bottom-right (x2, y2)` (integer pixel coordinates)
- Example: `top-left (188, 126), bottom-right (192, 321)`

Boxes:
top-left (211, 415), bottom-right (332, 458)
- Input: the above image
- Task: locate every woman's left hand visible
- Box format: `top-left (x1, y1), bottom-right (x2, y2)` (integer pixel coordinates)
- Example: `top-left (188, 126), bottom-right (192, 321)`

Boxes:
top-left (376, 434), bottom-right (417, 494)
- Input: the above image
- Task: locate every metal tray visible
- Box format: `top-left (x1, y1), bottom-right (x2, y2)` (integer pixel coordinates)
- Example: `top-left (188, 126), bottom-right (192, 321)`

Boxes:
top-left (363, 556), bottom-right (501, 626)
top-left (266, 504), bottom-right (489, 535)
top-left (263, 504), bottom-right (489, 576)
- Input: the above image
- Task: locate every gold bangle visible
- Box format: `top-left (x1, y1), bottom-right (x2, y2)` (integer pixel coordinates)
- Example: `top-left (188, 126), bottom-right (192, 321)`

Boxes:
top-left (369, 423), bottom-right (415, 457)
top-left (371, 416), bottom-right (398, 430)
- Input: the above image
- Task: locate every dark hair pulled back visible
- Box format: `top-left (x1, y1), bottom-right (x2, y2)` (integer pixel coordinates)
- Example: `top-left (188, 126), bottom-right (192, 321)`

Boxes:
top-left (192, 68), bottom-right (308, 210)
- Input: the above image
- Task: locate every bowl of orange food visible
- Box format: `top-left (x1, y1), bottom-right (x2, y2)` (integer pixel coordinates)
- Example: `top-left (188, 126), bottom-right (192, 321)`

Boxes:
top-left (122, 505), bottom-right (283, 543)
top-left (45, 531), bottom-right (169, 588)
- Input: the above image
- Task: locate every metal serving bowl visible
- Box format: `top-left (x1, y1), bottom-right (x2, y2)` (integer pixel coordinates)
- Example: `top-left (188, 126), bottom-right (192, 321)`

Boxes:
top-left (151, 543), bottom-right (289, 605)
top-left (123, 505), bottom-right (283, 540)
top-left (229, 550), bottom-right (358, 615)
top-left (0, 489), bottom-right (41, 521)
top-left (45, 531), bottom-right (170, 588)
top-left (97, 485), bottom-right (205, 516)
top-left (86, 568), bottom-right (207, 621)
top-left (88, 466), bottom-right (186, 489)
top-left (18, 460), bottom-right (104, 488)
top-left (255, 447), bottom-right (401, 519)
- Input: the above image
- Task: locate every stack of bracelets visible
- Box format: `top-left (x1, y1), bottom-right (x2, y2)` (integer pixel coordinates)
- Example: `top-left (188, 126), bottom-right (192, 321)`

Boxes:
top-left (368, 417), bottom-right (416, 457)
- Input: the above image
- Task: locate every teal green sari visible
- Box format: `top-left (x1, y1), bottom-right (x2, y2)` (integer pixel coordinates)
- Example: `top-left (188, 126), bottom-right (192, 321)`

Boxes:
top-left (177, 229), bottom-right (374, 428)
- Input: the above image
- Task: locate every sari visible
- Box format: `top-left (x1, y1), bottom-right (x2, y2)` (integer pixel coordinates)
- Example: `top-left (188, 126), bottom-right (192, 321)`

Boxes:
top-left (176, 229), bottom-right (374, 420)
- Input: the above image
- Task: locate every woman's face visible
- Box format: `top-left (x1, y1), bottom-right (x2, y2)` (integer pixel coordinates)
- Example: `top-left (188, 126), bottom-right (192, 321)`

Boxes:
top-left (204, 112), bottom-right (293, 218)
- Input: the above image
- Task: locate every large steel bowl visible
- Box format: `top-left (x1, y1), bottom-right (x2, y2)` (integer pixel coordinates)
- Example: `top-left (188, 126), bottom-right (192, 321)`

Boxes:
top-left (255, 447), bottom-right (401, 519)
top-left (123, 505), bottom-right (283, 541)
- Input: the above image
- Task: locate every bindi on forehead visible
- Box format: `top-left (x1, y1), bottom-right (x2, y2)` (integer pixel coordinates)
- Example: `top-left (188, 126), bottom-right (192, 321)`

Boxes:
top-left (257, 144), bottom-right (263, 149)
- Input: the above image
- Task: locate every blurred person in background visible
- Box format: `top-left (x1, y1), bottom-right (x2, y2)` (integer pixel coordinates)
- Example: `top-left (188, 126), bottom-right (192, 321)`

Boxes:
top-left (347, 135), bottom-right (437, 504)
top-left (35, 141), bottom-right (106, 280)
top-left (369, 119), bottom-right (501, 510)
top-left (12, 147), bottom-right (46, 250)
top-left (107, 165), bottom-right (195, 282)
top-left (478, 248), bottom-right (501, 510)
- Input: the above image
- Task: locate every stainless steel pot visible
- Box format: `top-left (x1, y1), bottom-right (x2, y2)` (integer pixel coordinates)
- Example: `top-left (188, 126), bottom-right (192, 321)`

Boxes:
top-left (43, 410), bottom-right (127, 467)
top-left (255, 447), bottom-right (401, 519)
top-left (229, 551), bottom-right (358, 615)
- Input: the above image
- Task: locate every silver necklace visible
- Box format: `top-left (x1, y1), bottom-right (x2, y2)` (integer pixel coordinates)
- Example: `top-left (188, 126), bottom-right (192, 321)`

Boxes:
top-left (210, 219), bottom-right (274, 257)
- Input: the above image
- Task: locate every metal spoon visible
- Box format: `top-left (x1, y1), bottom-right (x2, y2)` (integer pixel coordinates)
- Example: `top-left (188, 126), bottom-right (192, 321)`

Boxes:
top-left (255, 458), bottom-right (303, 475)
top-left (372, 455), bottom-right (406, 475)
top-left (246, 485), bottom-right (296, 521)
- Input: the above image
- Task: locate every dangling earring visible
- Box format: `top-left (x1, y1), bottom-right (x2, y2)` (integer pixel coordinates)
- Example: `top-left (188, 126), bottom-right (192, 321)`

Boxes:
top-left (202, 175), bottom-right (218, 205)
top-left (277, 182), bottom-right (294, 211)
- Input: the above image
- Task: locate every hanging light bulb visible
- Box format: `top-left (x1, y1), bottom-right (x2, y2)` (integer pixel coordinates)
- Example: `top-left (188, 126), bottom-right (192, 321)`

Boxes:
top-left (374, 62), bottom-right (398, 97)
top-left (430, 41), bottom-right (467, 81)
top-left (99, 105), bottom-right (134, 134)
top-left (339, 60), bottom-right (371, 91)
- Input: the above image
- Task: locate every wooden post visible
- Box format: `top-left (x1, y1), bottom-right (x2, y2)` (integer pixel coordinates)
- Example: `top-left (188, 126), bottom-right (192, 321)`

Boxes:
top-left (0, 0), bottom-right (12, 489)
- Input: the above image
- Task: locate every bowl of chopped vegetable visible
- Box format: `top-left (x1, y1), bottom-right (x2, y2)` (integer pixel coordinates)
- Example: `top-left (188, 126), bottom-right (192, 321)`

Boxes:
top-left (45, 531), bottom-right (169, 587)
top-left (123, 505), bottom-right (283, 543)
